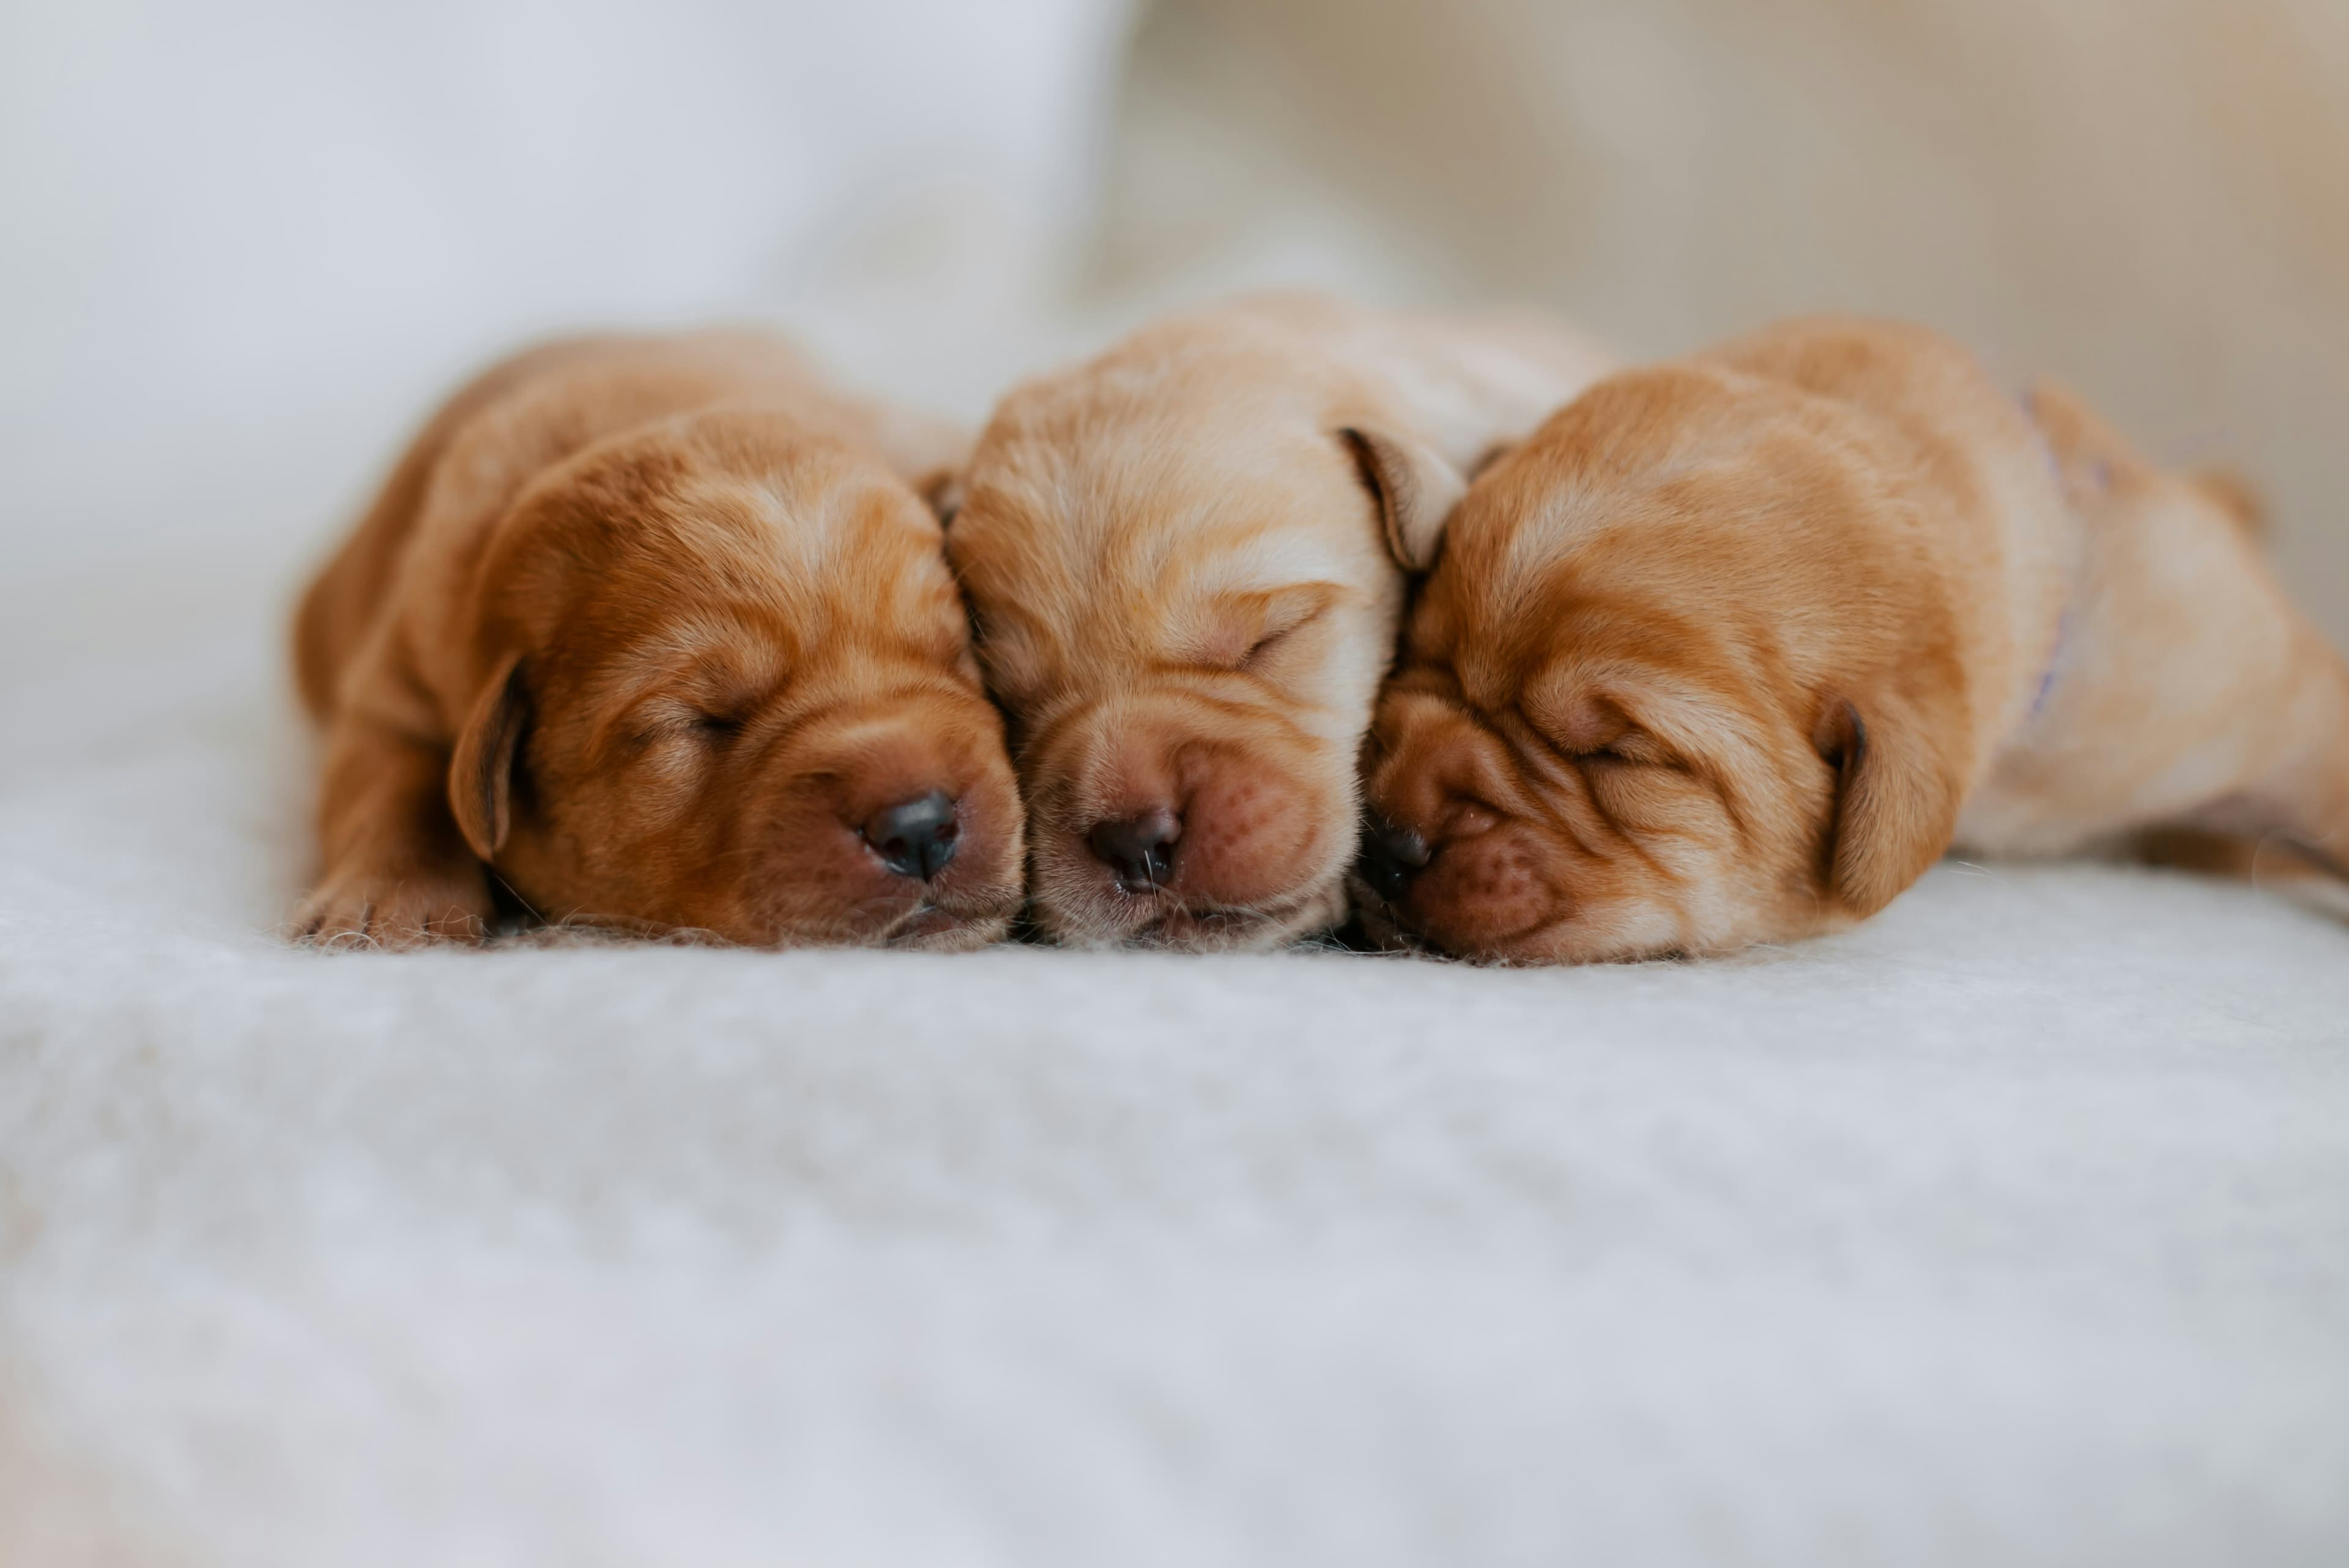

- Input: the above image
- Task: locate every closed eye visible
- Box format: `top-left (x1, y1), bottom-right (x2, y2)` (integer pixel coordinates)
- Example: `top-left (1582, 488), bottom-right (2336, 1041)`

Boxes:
top-left (1518, 709), bottom-right (1674, 771)
top-left (1535, 735), bottom-right (1624, 769)
top-left (691, 711), bottom-right (745, 741)
top-left (1201, 583), bottom-right (1341, 675)
top-left (1241, 616), bottom-right (1313, 672)
top-left (1516, 682), bottom-right (1685, 771)
top-left (620, 699), bottom-right (749, 751)
top-left (592, 642), bottom-right (782, 763)
top-left (1575, 733), bottom-right (1671, 766)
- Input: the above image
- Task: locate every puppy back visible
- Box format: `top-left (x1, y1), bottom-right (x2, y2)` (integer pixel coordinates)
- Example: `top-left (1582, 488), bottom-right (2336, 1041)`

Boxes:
top-left (293, 336), bottom-right (614, 719)
top-left (293, 330), bottom-right (960, 724)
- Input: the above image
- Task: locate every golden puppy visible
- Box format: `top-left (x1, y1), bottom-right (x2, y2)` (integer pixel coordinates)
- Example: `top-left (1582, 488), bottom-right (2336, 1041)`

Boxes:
top-left (948, 294), bottom-right (1612, 949)
top-left (292, 330), bottom-right (1024, 950)
top-left (1359, 316), bottom-right (2349, 962)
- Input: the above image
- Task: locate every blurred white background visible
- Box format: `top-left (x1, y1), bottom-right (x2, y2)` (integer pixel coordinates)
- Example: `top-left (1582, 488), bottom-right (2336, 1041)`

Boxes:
top-left (0, 0), bottom-right (1135, 598)
top-left (2, 0), bottom-right (2344, 640)
top-left (6, 9), bottom-right (2349, 1561)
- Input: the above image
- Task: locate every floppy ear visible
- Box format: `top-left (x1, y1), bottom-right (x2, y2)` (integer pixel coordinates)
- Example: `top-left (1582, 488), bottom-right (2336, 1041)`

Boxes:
top-left (918, 468), bottom-right (964, 528)
top-left (1814, 690), bottom-right (1969, 919)
top-left (2188, 466), bottom-right (2268, 543)
top-left (1341, 426), bottom-right (1469, 574)
top-left (2025, 379), bottom-right (2154, 508)
top-left (448, 652), bottom-right (529, 862)
top-left (1465, 438), bottom-right (1518, 483)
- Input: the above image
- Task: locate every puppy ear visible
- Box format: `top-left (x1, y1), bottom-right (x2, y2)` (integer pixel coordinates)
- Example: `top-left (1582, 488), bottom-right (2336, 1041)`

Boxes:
top-left (1814, 690), bottom-right (1968, 919)
top-left (2025, 379), bottom-right (2152, 506)
top-left (918, 468), bottom-right (964, 528)
top-left (448, 652), bottom-right (529, 862)
top-left (1342, 426), bottom-right (1468, 574)
top-left (2188, 466), bottom-right (2268, 543)
top-left (1465, 438), bottom-right (1518, 483)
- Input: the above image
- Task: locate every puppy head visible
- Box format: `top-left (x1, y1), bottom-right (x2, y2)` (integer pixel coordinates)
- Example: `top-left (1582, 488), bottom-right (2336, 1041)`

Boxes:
top-left (1357, 365), bottom-right (1976, 963)
top-left (450, 411), bottom-right (1024, 949)
top-left (948, 360), bottom-right (1458, 949)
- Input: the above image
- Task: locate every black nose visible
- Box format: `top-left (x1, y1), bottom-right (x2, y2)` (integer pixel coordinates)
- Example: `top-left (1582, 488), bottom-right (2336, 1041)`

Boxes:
top-left (1357, 819), bottom-right (1431, 904)
top-left (864, 790), bottom-right (960, 881)
top-left (1087, 807), bottom-right (1180, 892)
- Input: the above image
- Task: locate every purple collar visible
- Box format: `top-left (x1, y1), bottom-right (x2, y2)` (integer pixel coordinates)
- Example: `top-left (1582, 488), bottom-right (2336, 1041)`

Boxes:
top-left (2030, 609), bottom-right (2069, 720)
top-left (2016, 386), bottom-right (2084, 726)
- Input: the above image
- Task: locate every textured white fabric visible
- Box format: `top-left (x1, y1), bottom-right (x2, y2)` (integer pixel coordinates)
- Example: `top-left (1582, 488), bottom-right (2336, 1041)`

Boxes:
top-left (6, 2), bottom-right (2349, 1559)
top-left (4, 548), bottom-right (2348, 1567)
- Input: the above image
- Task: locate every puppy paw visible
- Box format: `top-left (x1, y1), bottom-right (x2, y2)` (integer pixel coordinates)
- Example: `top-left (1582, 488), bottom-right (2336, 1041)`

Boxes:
top-left (291, 862), bottom-right (494, 950)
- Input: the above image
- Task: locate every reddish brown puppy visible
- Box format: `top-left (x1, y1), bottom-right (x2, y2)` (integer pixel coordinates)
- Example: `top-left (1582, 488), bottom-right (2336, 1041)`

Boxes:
top-left (293, 330), bottom-right (1023, 949)
top-left (949, 293), bottom-right (1612, 949)
top-left (1359, 316), bottom-right (2349, 962)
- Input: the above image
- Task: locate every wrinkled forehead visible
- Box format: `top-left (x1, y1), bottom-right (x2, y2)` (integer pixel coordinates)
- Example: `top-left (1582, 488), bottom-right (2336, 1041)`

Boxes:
top-left (955, 411), bottom-right (1371, 627)
top-left (1425, 460), bottom-right (1614, 671)
top-left (1438, 373), bottom-right (1833, 632)
top-left (1423, 494), bottom-right (1740, 714)
top-left (1427, 438), bottom-right (1880, 755)
top-left (570, 605), bottom-right (795, 710)
top-left (522, 447), bottom-right (960, 676)
top-left (673, 461), bottom-right (948, 607)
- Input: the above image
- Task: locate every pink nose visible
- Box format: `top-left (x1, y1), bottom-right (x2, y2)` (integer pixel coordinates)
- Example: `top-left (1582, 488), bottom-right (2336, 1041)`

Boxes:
top-left (1086, 806), bottom-right (1180, 891)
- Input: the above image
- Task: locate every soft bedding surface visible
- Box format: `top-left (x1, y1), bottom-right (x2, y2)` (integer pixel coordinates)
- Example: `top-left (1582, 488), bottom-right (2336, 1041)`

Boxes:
top-left (4, 549), bottom-right (2348, 1567)
top-left (11, 1), bottom-right (2347, 1562)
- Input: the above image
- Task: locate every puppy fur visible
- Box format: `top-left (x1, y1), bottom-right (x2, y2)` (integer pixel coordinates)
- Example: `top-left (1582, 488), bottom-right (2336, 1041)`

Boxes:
top-left (292, 330), bottom-right (1024, 950)
top-left (1359, 316), bottom-right (2349, 963)
top-left (948, 293), bottom-right (1613, 949)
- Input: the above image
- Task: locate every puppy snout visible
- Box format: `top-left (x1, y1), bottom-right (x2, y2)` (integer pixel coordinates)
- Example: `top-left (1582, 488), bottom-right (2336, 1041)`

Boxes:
top-left (1086, 807), bottom-right (1181, 892)
top-left (1357, 818), bottom-right (1432, 905)
top-left (863, 790), bottom-right (960, 882)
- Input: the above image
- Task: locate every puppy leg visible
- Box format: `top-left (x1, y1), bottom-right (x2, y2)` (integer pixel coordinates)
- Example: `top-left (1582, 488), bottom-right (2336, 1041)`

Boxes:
top-left (294, 718), bottom-right (494, 948)
top-left (2188, 635), bottom-right (2349, 881)
top-left (2017, 383), bottom-right (2349, 878)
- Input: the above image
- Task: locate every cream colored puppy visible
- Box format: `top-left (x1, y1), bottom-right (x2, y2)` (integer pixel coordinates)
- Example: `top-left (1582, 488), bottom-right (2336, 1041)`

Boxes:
top-left (947, 294), bottom-right (1613, 949)
top-left (1358, 316), bottom-right (2348, 963)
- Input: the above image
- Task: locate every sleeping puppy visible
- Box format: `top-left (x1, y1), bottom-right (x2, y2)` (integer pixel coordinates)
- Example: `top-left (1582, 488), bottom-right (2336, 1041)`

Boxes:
top-left (292, 330), bottom-right (1024, 950)
top-left (948, 293), bottom-right (1612, 949)
top-left (1358, 316), bottom-right (2349, 962)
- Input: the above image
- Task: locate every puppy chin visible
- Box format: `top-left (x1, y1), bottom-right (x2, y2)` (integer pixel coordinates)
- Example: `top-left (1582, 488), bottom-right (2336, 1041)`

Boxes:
top-left (1388, 892), bottom-right (1693, 966)
top-left (883, 900), bottom-right (1019, 953)
top-left (721, 836), bottom-right (1023, 952)
top-left (1480, 916), bottom-right (1676, 966)
top-left (1344, 872), bottom-right (1429, 955)
top-left (1033, 858), bottom-right (1348, 952)
top-left (1349, 837), bottom-right (1687, 965)
top-left (746, 893), bottom-right (1011, 953)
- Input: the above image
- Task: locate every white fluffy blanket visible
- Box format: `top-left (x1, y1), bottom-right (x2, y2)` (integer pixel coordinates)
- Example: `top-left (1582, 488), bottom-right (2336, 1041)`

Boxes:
top-left (5, 4), bottom-right (2346, 1550)
top-left (5, 547), bottom-right (2348, 1567)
